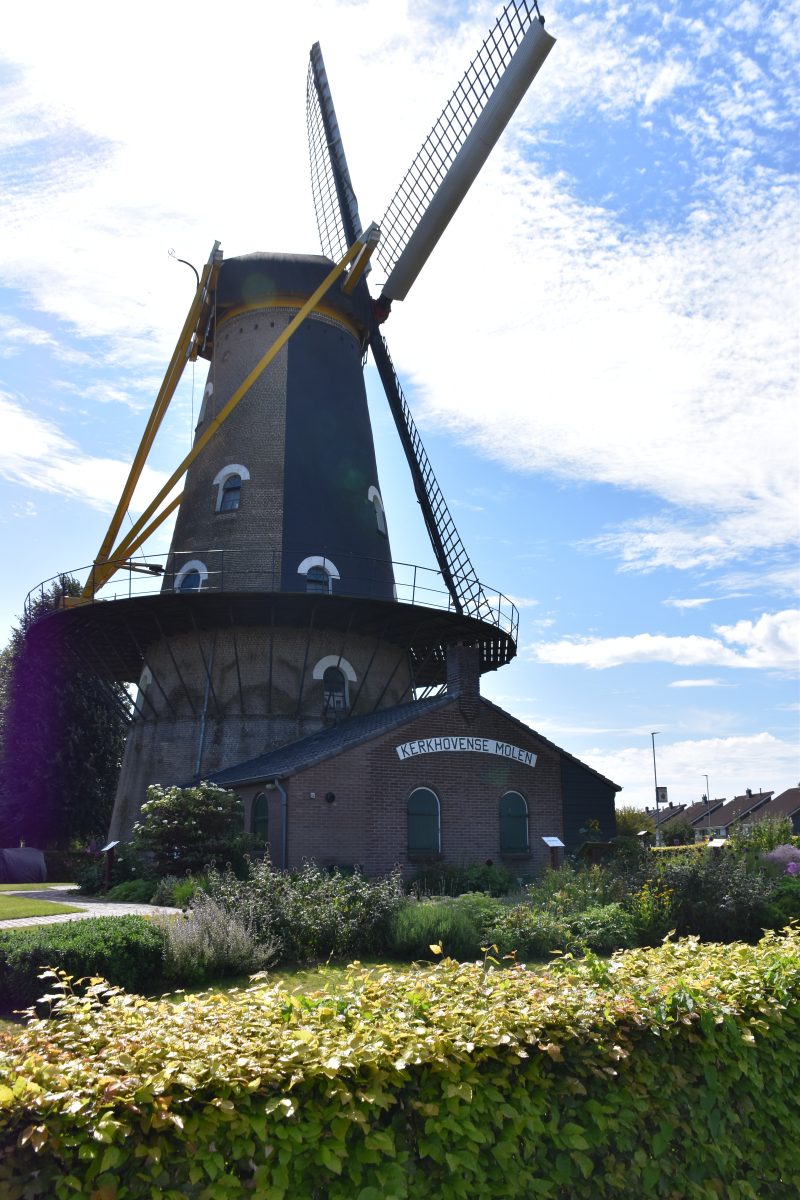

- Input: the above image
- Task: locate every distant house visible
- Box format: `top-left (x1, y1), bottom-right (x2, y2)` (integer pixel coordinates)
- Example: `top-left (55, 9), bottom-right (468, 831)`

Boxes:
top-left (747, 787), bottom-right (800, 836)
top-left (708, 790), bottom-right (774, 838)
top-left (642, 802), bottom-right (687, 830)
top-left (681, 796), bottom-right (727, 840)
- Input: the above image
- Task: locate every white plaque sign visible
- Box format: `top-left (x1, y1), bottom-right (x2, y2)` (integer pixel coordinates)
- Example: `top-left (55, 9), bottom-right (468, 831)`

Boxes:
top-left (395, 735), bottom-right (536, 768)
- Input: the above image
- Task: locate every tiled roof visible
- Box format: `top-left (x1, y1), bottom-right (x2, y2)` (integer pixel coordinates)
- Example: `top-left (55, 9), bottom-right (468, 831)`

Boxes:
top-left (750, 787), bottom-right (800, 821)
top-left (203, 696), bottom-right (451, 786)
top-left (681, 797), bottom-right (727, 827)
top-left (200, 692), bottom-right (623, 791)
top-left (710, 790), bottom-right (774, 827)
top-left (643, 804), bottom-right (688, 826)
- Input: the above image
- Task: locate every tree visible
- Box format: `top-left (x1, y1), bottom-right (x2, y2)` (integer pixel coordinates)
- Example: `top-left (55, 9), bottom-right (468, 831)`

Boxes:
top-left (0, 577), bottom-right (129, 848)
top-left (662, 819), bottom-right (697, 847)
top-left (615, 806), bottom-right (655, 839)
top-left (132, 782), bottom-right (252, 877)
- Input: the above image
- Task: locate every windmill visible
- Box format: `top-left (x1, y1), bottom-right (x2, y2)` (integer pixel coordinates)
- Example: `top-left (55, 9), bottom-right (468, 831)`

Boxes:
top-left (26, 4), bottom-right (555, 841)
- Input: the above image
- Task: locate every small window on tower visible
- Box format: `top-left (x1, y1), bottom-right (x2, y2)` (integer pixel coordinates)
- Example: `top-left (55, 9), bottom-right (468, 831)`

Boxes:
top-left (213, 464), bottom-right (250, 513)
top-left (368, 486), bottom-right (387, 536)
top-left (179, 570), bottom-right (201, 593)
top-left (323, 666), bottom-right (348, 710)
top-left (251, 792), bottom-right (269, 844)
top-left (220, 473), bottom-right (242, 512)
top-left (306, 565), bottom-right (331, 594)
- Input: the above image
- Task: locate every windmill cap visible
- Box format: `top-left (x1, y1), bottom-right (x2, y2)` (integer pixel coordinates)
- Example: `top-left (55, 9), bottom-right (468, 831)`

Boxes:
top-left (216, 251), bottom-right (372, 334)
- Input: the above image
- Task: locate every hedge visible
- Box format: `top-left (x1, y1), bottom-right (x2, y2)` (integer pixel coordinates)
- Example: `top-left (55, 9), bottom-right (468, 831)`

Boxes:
top-left (1, 930), bottom-right (799, 1198)
top-left (0, 916), bottom-right (166, 1013)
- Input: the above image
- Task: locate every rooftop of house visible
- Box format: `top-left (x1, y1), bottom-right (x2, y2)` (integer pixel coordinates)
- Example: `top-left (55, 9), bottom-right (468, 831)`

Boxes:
top-left (710, 790), bottom-right (774, 828)
top-left (749, 786), bottom-right (800, 822)
top-left (642, 802), bottom-right (687, 826)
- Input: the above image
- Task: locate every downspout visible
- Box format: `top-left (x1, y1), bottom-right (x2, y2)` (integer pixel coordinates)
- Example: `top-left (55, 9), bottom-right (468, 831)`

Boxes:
top-left (270, 778), bottom-right (288, 869)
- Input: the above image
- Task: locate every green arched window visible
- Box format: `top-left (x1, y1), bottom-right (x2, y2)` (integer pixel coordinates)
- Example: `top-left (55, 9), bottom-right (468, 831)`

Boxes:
top-left (252, 792), bottom-right (269, 844)
top-left (500, 791), bottom-right (529, 853)
top-left (407, 788), bottom-right (440, 856)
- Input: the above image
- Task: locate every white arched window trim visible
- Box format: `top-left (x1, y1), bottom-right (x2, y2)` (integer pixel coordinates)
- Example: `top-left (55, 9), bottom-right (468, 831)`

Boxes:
top-left (367, 485), bottom-right (387, 535)
top-left (312, 655), bottom-right (357, 683)
top-left (212, 463), bottom-right (250, 512)
top-left (174, 559), bottom-right (209, 592)
top-left (297, 556), bottom-right (341, 593)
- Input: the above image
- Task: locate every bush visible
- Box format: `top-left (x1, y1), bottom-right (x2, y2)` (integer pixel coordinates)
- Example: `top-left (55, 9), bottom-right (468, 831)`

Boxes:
top-left (651, 851), bottom-right (774, 942)
top-left (566, 902), bottom-right (638, 954)
top-left (763, 879), bottom-right (800, 929)
top-left (3, 932), bottom-right (798, 1198)
top-left (729, 816), bottom-right (794, 856)
top-left (149, 874), bottom-right (206, 908)
top-left (104, 879), bottom-right (157, 904)
top-left (387, 900), bottom-right (484, 961)
top-left (0, 917), bottom-right (166, 1013)
top-left (408, 861), bottom-right (520, 897)
top-left (158, 893), bottom-right (276, 986)
top-left (489, 903), bottom-right (570, 959)
top-left (132, 782), bottom-right (252, 877)
top-left (204, 858), bottom-right (405, 963)
top-left (762, 843), bottom-right (800, 875)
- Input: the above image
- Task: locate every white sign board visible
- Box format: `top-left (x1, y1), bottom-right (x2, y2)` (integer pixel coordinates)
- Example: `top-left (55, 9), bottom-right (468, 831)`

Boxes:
top-left (395, 735), bottom-right (537, 768)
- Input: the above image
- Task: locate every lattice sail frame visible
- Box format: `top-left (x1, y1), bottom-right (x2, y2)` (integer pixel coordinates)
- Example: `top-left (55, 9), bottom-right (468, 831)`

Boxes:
top-left (376, 1), bottom-right (542, 280)
top-left (307, 45), bottom-right (363, 263)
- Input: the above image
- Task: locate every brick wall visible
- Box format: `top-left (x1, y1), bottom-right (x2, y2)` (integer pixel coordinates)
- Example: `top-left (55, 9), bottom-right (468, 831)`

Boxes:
top-left (238, 697), bottom-right (564, 878)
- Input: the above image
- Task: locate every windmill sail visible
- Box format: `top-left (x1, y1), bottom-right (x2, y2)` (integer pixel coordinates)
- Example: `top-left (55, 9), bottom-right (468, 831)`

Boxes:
top-left (369, 331), bottom-right (490, 621)
top-left (378, 4), bottom-right (555, 301)
top-left (307, 42), bottom-right (363, 261)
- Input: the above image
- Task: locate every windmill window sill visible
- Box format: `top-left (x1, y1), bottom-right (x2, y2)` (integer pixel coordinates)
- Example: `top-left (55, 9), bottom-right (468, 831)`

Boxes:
top-left (500, 850), bottom-right (532, 861)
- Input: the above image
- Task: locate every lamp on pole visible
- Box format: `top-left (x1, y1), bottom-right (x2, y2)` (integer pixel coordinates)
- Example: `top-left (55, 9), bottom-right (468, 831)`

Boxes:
top-left (651, 732), bottom-right (662, 846)
top-left (703, 773), bottom-right (711, 837)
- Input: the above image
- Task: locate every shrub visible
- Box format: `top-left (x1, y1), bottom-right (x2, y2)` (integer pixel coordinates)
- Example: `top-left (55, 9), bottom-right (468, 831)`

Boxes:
top-left (566, 902), bottom-right (638, 954)
top-left (0, 917), bottom-right (166, 1013)
top-left (104, 879), bottom-right (157, 904)
top-left (408, 861), bottom-right (520, 897)
top-left (149, 874), bottom-right (206, 908)
top-left (489, 903), bottom-right (570, 959)
top-left (3, 932), bottom-right (798, 1198)
top-left (763, 879), bottom-right (800, 929)
top-left (762, 843), bottom-right (800, 874)
top-left (132, 782), bottom-right (252, 877)
top-left (387, 900), bottom-right (484, 961)
top-left (158, 893), bottom-right (276, 985)
top-left (651, 851), bottom-right (774, 941)
top-left (729, 816), bottom-right (794, 856)
top-left (205, 858), bottom-right (405, 963)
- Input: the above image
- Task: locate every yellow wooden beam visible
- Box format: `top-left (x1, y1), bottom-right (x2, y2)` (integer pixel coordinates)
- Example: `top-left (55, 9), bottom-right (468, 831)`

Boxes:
top-left (91, 234), bottom-right (366, 595)
top-left (82, 242), bottom-right (222, 599)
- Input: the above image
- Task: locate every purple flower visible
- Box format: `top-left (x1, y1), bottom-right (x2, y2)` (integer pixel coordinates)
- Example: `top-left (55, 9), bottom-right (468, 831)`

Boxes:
top-left (786, 861), bottom-right (799, 876)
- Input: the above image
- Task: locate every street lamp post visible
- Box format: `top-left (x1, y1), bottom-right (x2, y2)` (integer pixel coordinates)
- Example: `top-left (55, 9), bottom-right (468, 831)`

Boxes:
top-left (704, 773), bottom-right (711, 837)
top-left (651, 732), bottom-right (662, 847)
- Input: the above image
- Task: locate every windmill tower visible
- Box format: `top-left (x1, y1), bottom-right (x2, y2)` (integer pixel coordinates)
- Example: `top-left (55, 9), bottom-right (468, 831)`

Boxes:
top-left (27, 5), bottom-right (555, 842)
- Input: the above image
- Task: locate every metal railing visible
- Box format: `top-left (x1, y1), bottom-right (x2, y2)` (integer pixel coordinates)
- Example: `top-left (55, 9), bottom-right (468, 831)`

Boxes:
top-left (25, 548), bottom-right (519, 642)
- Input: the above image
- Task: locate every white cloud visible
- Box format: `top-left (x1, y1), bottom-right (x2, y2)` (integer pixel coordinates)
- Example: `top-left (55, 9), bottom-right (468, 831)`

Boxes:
top-left (0, 393), bottom-right (171, 515)
top-left (530, 608), bottom-right (799, 671)
top-left (583, 731), bottom-right (800, 809)
top-left (668, 678), bottom-right (726, 688)
top-left (663, 597), bottom-right (714, 610)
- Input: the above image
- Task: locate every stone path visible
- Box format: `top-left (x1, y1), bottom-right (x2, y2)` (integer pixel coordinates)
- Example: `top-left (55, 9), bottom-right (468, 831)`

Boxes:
top-left (1, 886), bottom-right (180, 929)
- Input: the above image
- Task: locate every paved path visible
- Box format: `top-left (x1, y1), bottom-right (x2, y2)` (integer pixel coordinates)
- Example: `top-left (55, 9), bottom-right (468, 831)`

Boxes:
top-left (1, 886), bottom-right (180, 929)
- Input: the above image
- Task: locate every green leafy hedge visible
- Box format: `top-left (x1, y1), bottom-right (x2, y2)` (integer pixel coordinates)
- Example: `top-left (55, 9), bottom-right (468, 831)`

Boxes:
top-left (1, 930), bottom-right (799, 1198)
top-left (0, 916), bottom-right (166, 1013)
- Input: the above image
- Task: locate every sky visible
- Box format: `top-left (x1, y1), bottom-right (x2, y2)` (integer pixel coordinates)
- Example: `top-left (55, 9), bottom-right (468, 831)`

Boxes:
top-left (0, 0), bottom-right (797, 810)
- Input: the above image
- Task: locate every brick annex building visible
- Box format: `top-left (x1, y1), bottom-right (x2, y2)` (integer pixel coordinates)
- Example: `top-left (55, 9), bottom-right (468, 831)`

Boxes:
top-left (207, 645), bottom-right (620, 877)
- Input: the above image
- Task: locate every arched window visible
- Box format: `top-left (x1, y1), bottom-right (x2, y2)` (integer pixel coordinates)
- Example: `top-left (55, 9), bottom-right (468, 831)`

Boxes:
top-left (251, 792), bottom-right (269, 844)
top-left (174, 559), bottom-right (208, 593)
top-left (323, 666), bottom-right (347, 711)
top-left (500, 791), bottom-right (529, 853)
top-left (313, 656), bottom-right (356, 711)
top-left (297, 556), bottom-right (340, 594)
top-left (213, 463), bottom-right (250, 513)
top-left (220, 473), bottom-right (242, 511)
top-left (306, 565), bottom-right (330, 593)
top-left (368, 485), bottom-right (387, 536)
top-left (408, 788), bottom-right (440, 856)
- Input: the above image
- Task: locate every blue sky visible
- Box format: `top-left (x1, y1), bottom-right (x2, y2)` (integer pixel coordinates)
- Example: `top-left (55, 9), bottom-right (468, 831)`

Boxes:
top-left (0, 0), bottom-right (797, 808)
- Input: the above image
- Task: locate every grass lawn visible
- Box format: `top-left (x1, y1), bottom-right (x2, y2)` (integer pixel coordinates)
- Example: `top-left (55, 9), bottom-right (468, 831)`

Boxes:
top-left (0, 896), bottom-right (83, 921)
top-left (0, 883), bottom-right (73, 892)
